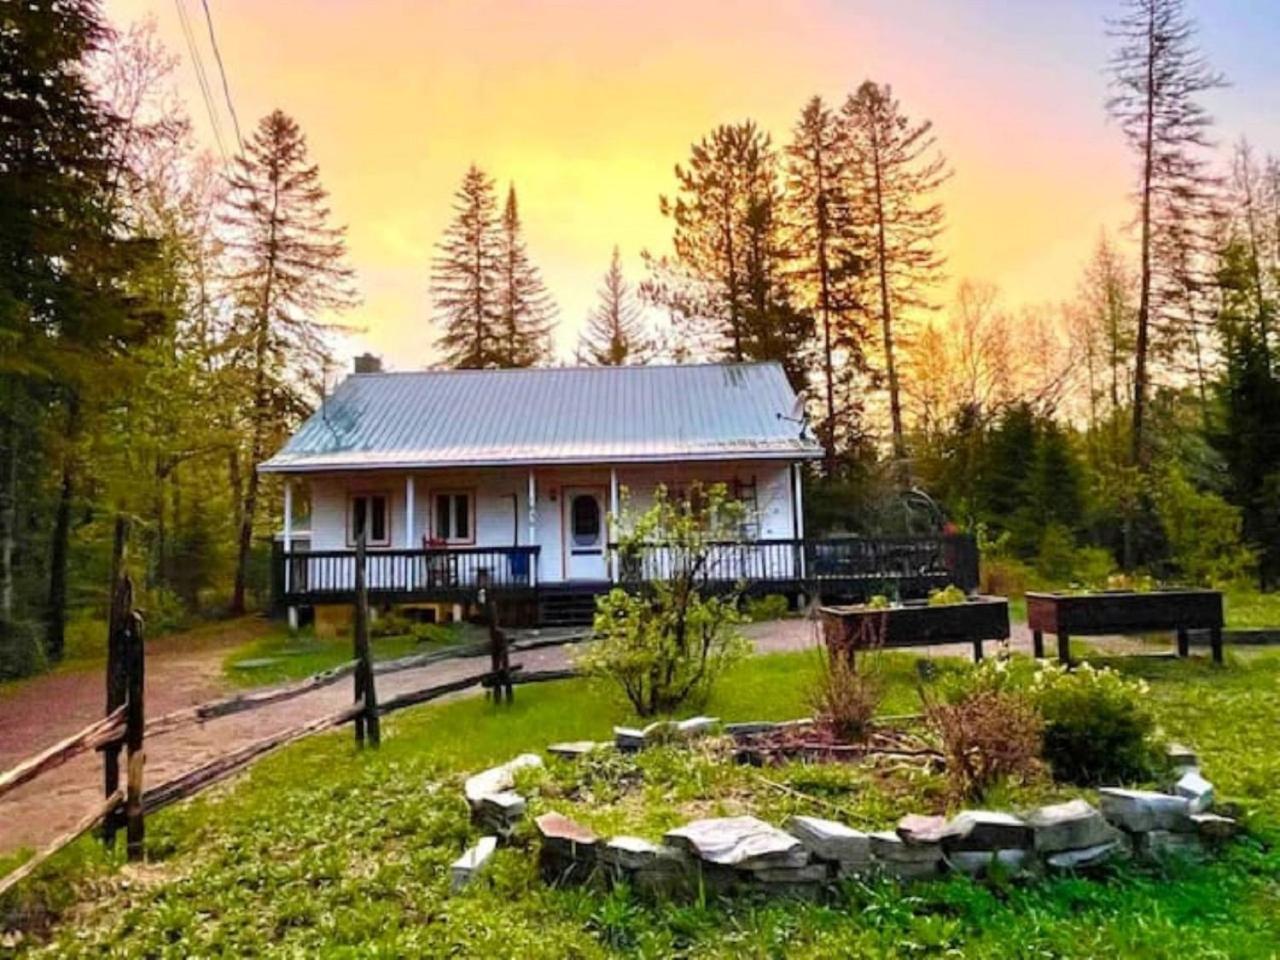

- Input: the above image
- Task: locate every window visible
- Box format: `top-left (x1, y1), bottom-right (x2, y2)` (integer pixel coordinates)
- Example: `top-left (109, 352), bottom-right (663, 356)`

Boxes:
top-left (348, 493), bottom-right (389, 547)
top-left (434, 491), bottom-right (473, 543)
top-left (571, 494), bottom-right (601, 546)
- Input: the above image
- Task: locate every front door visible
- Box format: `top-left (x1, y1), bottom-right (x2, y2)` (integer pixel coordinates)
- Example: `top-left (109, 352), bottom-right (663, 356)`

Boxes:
top-left (563, 487), bottom-right (607, 581)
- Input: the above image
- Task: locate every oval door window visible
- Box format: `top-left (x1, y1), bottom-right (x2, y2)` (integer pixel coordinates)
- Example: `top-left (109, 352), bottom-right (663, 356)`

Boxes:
top-left (572, 494), bottom-right (601, 546)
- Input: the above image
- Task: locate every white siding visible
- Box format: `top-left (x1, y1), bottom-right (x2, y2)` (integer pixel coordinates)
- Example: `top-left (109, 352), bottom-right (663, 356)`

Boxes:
top-left (300, 460), bottom-right (799, 584)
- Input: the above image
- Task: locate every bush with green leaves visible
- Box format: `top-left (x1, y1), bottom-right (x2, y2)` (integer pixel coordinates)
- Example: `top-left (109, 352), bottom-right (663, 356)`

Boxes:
top-left (579, 483), bottom-right (749, 716)
top-left (1030, 662), bottom-right (1162, 785)
top-left (743, 593), bottom-right (789, 622)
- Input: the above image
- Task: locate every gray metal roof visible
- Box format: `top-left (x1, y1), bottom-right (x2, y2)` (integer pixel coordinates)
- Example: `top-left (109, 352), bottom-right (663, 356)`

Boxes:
top-left (259, 362), bottom-right (821, 473)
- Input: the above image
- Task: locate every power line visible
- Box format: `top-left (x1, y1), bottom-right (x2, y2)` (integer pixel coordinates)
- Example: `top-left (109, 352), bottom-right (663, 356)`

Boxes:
top-left (173, 0), bottom-right (229, 165)
top-left (198, 0), bottom-right (245, 153)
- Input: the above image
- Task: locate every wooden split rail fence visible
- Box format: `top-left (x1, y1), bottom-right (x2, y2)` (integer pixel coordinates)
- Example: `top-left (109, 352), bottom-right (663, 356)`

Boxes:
top-left (0, 535), bottom-right (587, 899)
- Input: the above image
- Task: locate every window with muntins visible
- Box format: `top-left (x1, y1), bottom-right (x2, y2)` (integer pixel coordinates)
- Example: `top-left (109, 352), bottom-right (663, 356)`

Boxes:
top-left (434, 492), bottom-right (473, 543)
top-left (349, 494), bottom-right (389, 546)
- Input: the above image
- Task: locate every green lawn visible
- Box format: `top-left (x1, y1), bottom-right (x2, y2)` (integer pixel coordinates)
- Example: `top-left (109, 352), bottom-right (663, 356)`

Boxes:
top-left (221, 621), bottom-right (480, 687)
top-left (4, 643), bottom-right (1278, 957)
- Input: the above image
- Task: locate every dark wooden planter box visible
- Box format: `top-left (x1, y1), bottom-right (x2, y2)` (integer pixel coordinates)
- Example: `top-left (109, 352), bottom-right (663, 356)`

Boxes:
top-left (1026, 589), bottom-right (1224, 664)
top-left (819, 596), bottom-right (1010, 663)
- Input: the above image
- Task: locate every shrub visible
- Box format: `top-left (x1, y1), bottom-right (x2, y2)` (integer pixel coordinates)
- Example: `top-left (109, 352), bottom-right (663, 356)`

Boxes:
top-left (579, 483), bottom-right (750, 716)
top-left (927, 584), bottom-right (967, 607)
top-left (370, 612), bottom-right (414, 639)
top-left (1152, 465), bottom-right (1256, 586)
top-left (923, 684), bottom-right (1044, 801)
top-left (1030, 662), bottom-right (1161, 785)
top-left (979, 556), bottom-right (1030, 597)
top-left (810, 640), bottom-right (884, 743)
top-left (744, 593), bottom-right (790, 622)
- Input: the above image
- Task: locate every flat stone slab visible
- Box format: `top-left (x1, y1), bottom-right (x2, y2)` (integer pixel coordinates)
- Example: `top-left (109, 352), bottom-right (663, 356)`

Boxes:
top-left (536, 812), bottom-right (599, 855)
top-left (1028, 799), bottom-right (1115, 853)
top-left (613, 726), bottom-right (647, 751)
top-left (725, 721), bottom-right (778, 739)
top-left (752, 863), bottom-right (828, 884)
top-left (1099, 788), bottom-right (1192, 832)
top-left (1046, 839), bottom-right (1126, 872)
top-left (451, 836), bottom-right (498, 891)
top-left (547, 741), bottom-right (605, 760)
top-left (676, 716), bottom-right (719, 737)
top-left (475, 790), bottom-right (525, 821)
top-left (869, 831), bottom-right (943, 864)
top-left (1174, 771), bottom-right (1214, 814)
top-left (1191, 812), bottom-right (1239, 841)
top-left (785, 815), bottom-right (871, 865)
top-left (1166, 743), bottom-right (1198, 769)
top-left (943, 810), bottom-right (1032, 852)
top-left (464, 753), bottom-right (542, 806)
top-left (665, 816), bottom-right (808, 870)
top-left (1139, 830), bottom-right (1205, 862)
top-left (946, 848), bottom-right (1032, 877)
top-left (598, 836), bottom-right (687, 871)
top-left (897, 813), bottom-right (949, 844)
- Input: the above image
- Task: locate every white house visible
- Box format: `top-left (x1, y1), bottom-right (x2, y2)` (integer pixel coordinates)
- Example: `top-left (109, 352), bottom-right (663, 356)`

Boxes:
top-left (259, 359), bottom-right (973, 627)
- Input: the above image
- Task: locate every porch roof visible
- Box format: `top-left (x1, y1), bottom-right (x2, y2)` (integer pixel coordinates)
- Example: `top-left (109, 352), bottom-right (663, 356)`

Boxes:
top-left (259, 362), bottom-right (821, 474)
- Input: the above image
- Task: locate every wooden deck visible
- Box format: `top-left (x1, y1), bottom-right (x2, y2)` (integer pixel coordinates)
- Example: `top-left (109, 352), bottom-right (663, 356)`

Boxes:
top-left (272, 534), bottom-right (979, 617)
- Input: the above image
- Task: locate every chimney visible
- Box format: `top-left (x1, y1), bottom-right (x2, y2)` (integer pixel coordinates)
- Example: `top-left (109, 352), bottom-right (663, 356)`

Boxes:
top-left (354, 352), bottom-right (382, 374)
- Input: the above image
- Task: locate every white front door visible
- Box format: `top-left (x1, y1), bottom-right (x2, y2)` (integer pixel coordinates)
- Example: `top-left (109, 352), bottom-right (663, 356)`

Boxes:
top-left (563, 487), bottom-right (608, 581)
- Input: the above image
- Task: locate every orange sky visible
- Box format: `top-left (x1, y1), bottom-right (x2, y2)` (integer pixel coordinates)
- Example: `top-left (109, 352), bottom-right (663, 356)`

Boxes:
top-left (106, 0), bottom-right (1279, 370)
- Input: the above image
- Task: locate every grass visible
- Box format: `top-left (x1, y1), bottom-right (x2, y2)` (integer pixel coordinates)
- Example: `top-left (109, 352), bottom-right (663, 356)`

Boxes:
top-left (1223, 586), bottom-right (1280, 631)
top-left (3, 643), bottom-right (1279, 957)
top-left (221, 620), bottom-right (479, 687)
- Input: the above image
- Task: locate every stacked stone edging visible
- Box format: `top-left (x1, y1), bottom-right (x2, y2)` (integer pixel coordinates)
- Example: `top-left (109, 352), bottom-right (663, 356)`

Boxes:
top-left (450, 720), bottom-right (1240, 896)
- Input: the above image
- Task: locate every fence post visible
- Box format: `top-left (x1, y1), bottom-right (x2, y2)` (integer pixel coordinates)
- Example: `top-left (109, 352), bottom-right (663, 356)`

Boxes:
top-left (123, 600), bottom-right (145, 861)
top-left (102, 527), bottom-right (129, 850)
top-left (352, 532), bottom-right (379, 747)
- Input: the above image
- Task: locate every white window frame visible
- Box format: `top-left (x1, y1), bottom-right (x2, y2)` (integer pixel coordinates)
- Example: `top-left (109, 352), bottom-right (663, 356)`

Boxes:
top-left (347, 492), bottom-right (391, 548)
top-left (432, 489), bottom-right (476, 545)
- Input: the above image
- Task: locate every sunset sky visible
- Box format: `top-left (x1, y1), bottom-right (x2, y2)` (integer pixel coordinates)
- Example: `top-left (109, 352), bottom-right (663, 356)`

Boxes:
top-left (105, 0), bottom-right (1280, 370)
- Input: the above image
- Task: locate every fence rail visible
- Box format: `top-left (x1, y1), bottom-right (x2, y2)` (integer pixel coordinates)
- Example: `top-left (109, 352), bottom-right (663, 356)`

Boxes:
top-left (283, 545), bottom-right (540, 600)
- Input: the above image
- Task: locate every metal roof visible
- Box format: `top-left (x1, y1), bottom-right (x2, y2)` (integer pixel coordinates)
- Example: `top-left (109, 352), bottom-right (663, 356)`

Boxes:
top-left (258, 362), bottom-right (821, 473)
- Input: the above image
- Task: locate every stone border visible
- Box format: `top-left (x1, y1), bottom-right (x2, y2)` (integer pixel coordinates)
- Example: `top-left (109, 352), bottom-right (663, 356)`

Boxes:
top-left (451, 722), bottom-right (1240, 895)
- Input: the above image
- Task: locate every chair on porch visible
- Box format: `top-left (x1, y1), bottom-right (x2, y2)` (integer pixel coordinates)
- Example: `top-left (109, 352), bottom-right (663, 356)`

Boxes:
top-left (422, 535), bottom-right (458, 588)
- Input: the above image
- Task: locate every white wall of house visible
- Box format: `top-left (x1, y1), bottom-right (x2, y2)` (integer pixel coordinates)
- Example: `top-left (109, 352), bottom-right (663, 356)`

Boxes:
top-left (297, 459), bottom-right (800, 584)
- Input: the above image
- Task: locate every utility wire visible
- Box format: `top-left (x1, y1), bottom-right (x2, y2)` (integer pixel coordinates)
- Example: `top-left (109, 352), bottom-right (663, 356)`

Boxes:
top-left (198, 0), bottom-right (245, 153)
top-left (173, 0), bottom-right (229, 165)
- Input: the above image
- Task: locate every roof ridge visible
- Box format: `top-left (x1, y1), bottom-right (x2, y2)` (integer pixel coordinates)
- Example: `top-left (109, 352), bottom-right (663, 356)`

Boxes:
top-left (349, 360), bottom-right (784, 377)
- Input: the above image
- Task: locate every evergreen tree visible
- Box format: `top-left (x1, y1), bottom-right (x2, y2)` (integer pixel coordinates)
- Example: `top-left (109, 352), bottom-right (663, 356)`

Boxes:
top-left (643, 121), bottom-right (809, 389)
top-left (1107, 0), bottom-right (1225, 467)
top-left (578, 246), bottom-right (651, 365)
top-left (842, 81), bottom-right (950, 474)
top-left (495, 185), bottom-right (557, 366)
top-left (783, 96), bottom-right (864, 472)
top-left (221, 109), bottom-right (357, 614)
top-left (431, 164), bottom-right (503, 368)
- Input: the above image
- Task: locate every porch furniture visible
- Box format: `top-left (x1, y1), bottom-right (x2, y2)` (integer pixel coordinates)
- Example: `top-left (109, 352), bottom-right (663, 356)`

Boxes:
top-left (819, 596), bottom-right (1010, 664)
top-left (1026, 589), bottom-right (1224, 665)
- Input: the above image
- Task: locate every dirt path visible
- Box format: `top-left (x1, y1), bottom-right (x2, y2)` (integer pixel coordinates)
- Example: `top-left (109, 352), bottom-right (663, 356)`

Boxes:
top-left (0, 616), bottom-right (1174, 856)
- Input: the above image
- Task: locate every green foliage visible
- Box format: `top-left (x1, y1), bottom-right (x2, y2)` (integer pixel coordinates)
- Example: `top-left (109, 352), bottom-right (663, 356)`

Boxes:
top-left (865, 594), bottom-right (891, 610)
top-left (809, 646), bottom-right (883, 742)
top-left (0, 619), bottom-right (46, 680)
top-left (927, 584), bottom-right (967, 606)
top-left (1030, 663), bottom-right (1162, 786)
top-left (1152, 464), bottom-right (1256, 586)
top-left (743, 593), bottom-right (790, 622)
top-left (581, 484), bottom-right (750, 716)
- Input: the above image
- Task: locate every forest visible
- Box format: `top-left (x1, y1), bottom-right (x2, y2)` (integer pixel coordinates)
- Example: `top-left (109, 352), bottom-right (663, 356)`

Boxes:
top-left (2, 0), bottom-right (1277, 679)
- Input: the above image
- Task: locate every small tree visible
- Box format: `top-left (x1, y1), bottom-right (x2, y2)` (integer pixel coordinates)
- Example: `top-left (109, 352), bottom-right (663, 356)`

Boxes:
top-left (579, 483), bottom-right (749, 716)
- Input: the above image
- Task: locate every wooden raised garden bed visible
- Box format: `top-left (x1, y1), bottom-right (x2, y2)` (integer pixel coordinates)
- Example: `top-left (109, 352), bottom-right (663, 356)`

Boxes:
top-left (1026, 589), bottom-right (1224, 665)
top-left (819, 596), bottom-right (1010, 664)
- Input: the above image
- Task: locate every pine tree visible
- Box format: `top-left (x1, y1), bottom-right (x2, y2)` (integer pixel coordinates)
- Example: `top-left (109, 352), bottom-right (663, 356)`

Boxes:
top-left (783, 96), bottom-right (863, 472)
top-left (643, 121), bottom-right (809, 388)
top-left (578, 246), bottom-right (651, 365)
top-left (431, 165), bottom-right (503, 368)
top-left (495, 185), bottom-right (557, 366)
top-left (1106, 0), bottom-right (1225, 467)
top-left (842, 81), bottom-right (950, 475)
top-left (221, 109), bottom-right (357, 614)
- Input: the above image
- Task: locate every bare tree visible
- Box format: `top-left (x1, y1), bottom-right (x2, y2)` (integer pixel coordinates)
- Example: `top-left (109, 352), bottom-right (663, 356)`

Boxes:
top-left (1106, 0), bottom-right (1224, 466)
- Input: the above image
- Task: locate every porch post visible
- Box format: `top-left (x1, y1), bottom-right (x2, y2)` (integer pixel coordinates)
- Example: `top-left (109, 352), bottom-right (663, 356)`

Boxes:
top-left (792, 464), bottom-right (806, 580)
top-left (404, 475), bottom-right (415, 548)
top-left (283, 478), bottom-right (297, 630)
top-left (609, 467), bottom-right (619, 583)
top-left (527, 470), bottom-right (537, 586)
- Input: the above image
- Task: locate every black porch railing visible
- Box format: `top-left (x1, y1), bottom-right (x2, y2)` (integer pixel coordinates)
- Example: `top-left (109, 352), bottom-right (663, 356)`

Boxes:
top-left (280, 545), bottom-right (541, 602)
top-left (272, 533), bottom-right (977, 606)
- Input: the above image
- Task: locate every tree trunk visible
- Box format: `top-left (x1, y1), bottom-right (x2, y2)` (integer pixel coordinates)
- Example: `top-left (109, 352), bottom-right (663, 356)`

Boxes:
top-left (0, 410), bottom-right (16, 623)
top-left (46, 397), bottom-right (81, 662)
top-left (872, 124), bottom-right (908, 485)
top-left (1130, 6), bottom-right (1157, 472)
